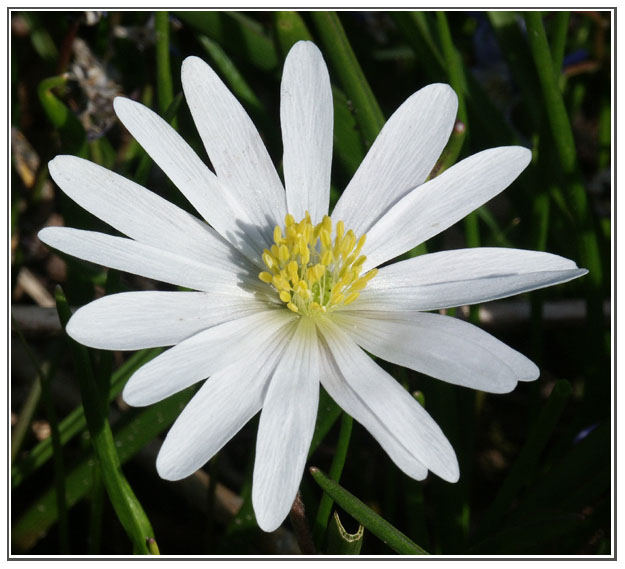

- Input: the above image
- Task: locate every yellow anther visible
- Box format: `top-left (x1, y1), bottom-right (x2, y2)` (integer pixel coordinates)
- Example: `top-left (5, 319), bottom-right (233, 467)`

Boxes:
top-left (273, 226), bottom-right (284, 244)
top-left (277, 244), bottom-right (289, 263)
top-left (336, 220), bottom-right (345, 242)
top-left (344, 292), bottom-right (360, 305)
top-left (273, 275), bottom-right (290, 291)
top-left (262, 251), bottom-right (276, 270)
top-left (287, 261), bottom-right (299, 283)
top-left (321, 250), bottom-right (333, 266)
top-left (258, 214), bottom-right (377, 315)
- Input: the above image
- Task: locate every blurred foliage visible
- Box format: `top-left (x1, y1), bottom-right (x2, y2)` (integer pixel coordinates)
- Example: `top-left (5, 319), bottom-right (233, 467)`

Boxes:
top-left (10, 10), bottom-right (611, 556)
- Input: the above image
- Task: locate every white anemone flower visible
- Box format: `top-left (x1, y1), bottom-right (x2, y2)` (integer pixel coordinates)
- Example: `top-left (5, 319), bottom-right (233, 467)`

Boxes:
top-left (39, 41), bottom-right (587, 532)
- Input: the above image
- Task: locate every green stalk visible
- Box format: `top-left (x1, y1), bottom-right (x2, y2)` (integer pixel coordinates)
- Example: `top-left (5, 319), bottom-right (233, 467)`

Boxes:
top-left (155, 12), bottom-right (177, 130)
top-left (310, 467), bottom-right (429, 555)
top-left (310, 11), bottom-right (385, 147)
top-left (524, 13), bottom-right (602, 286)
top-left (55, 287), bottom-right (155, 554)
top-left (312, 413), bottom-right (353, 547)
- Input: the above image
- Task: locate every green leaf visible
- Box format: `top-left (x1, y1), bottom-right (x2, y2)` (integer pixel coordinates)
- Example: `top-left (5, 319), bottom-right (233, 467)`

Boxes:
top-left (54, 287), bottom-right (155, 554)
top-left (37, 75), bottom-right (87, 156)
top-left (310, 12), bottom-right (385, 147)
top-left (309, 467), bottom-right (429, 555)
top-left (326, 512), bottom-right (364, 555)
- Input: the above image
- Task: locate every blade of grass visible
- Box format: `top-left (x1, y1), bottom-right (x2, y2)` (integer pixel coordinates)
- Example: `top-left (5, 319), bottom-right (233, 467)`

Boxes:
top-left (12, 385), bottom-right (195, 552)
top-left (524, 12), bottom-right (603, 289)
top-left (155, 12), bottom-right (177, 130)
top-left (10, 366), bottom-right (42, 464)
top-left (310, 11), bottom-right (385, 148)
top-left (274, 11), bottom-right (313, 57)
top-left (12, 347), bottom-right (161, 488)
top-left (312, 413), bottom-right (353, 548)
top-left (55, 287), bottom-right (155, 554)
top-left (309, 467), bottom-right (429, 555)
top-left (479, 379), bottom-right (572, 536)
top-left (174, 11), bottom-right (278, 71)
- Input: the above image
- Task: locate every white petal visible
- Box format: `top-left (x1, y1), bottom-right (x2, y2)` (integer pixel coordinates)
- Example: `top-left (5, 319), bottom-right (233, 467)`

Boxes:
top-left (156, 319), bottom-right (296, 481)
top-left (333, 311), bottom-right (538, 393)
top-left (318, 342), bottom-right (428, 481)
top-left (363, 147), bottom-right (532, 269)
top-left (182, 56), bottom-right (286, 246)
top-left (252, 317), bottom-right (320, 532)
top-left (351, 247), bottom-right (587, 312)
top-left (124, 310), bottom-right (295, 406)
top-left (66, 291), bottom-right (271, 350)
top-left (331, 84), bottom-right (457, 235)
top-left (47, 155), bottom-right (254, 267)
top-left (281, 41), bottom-right (333, 223)
top-left (38, 227), bottom-right (268, 296)
top-left (113, 97), bottom-right (268, 263)
top-left (318, 319), bottom-right (458, 482)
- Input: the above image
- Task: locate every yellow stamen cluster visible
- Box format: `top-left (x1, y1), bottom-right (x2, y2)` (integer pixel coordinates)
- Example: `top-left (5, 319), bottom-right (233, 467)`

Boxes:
top-left (259, 212), bottom-right (378, 316)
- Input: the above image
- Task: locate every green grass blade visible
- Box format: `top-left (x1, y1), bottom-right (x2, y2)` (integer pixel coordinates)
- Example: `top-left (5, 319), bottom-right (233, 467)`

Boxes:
top-left (12, 348), bottom-right (161, 488)
top-left (313, 413), bottom-right (353, 547)
top-left (55, 287), bottom-right (155, 554)
top-left (479, 379), bottom-right (572, 535)
top-left (174, 11), bottom-right (278, 71)
top-left (309, 467), bottom-right (429, 555)
top-left (155, 12), bottom-right (177, 130)
top-left (12, 385), bottom-right (194, 552)
top-left (274, 11), bottom-right (313, 57)
top-left (310, 11), bottom-right (385, 147)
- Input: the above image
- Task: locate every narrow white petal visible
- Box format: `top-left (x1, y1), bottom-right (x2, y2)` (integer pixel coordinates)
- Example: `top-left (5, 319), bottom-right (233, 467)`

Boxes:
top-left (351, 248), bottom-right (587, 312)
top-left (182, 56), bottom-right (286, 246)
top-left (281, 41), bottom-right (333, 223)
top-left (333, 311), bottom-right (538, 393)
top-left (318, 342), bottom-right (428, 481)
top-left (47, 155), bottom-right (255, 267)
top-left (124, 310), bottom-right (295, 406)
top-left (363, 147), bottom-right (532, 269)
top-left (332, 84), bottom-right (457, 235)
top-left (156, 319), bottom-right (296, 481)
top-left (318, 319), bottom-right (458, 482)
top-left (113, 97), bottom-right (268, 263)
top-left (252, 317), bottom-right (320, 532)
top-left (66, 291), bottom-right (272, 350)
top-left (38, 227), bottom-right (268, 296)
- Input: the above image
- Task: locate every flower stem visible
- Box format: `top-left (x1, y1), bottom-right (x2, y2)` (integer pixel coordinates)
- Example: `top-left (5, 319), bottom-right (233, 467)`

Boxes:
top-left (312, 412), bottom-right (352, 548)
